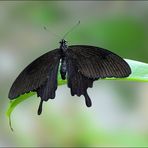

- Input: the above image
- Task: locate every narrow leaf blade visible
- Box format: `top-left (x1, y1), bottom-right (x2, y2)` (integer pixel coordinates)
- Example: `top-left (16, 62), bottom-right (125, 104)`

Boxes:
top-left (6, 59), bottom-right (148, 122)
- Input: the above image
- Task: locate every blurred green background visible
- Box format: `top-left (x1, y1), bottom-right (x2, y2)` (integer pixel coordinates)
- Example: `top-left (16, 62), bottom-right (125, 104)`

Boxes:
top-left (0, 1), bottom-right (148, 147)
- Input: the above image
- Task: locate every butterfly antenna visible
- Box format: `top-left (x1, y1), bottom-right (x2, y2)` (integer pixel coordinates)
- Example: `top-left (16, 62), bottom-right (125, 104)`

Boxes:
top-left (62, 20), bottom-right (80, 39)
top-left (43, 26), bottom-right (61, 39)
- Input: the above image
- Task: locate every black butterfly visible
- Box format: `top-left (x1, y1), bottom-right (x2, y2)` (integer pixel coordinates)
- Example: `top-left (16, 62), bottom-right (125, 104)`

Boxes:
top-left (8, 39), bottom-right (131, 115)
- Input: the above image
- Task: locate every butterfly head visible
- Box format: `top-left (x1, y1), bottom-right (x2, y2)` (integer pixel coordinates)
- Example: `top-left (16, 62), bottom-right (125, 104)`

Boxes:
top-left (59, 39), bottom-right (68, 52)
top-left (59, 39), bottom-right (67, 45)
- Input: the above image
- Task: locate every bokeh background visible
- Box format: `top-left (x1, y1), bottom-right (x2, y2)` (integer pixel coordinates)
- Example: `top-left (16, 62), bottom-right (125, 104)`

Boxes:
top-left (0, 1), bottom-right (148, 147)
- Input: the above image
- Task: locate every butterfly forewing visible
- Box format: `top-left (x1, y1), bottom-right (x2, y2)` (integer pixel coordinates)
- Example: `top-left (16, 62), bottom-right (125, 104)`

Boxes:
top-left (8, 49), bottom-right (61, 99)
top-left (67, 45), bottom-right (131, 79)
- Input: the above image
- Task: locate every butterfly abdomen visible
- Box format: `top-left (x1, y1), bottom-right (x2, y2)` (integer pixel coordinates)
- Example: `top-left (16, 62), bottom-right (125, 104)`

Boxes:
top-left (60, 57), bottom-right (67, 80)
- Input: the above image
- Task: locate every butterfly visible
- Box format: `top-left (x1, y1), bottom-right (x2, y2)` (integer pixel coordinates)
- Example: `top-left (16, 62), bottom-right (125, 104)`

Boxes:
top-left (8, 39), bottom-right (131, 115)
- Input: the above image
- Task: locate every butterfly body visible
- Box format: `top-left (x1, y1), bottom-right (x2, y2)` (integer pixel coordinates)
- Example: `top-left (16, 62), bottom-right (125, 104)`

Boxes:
top-left (9, 39), bottom-right (131, 115)
top-left (60, 39), bottom-right (68, 80)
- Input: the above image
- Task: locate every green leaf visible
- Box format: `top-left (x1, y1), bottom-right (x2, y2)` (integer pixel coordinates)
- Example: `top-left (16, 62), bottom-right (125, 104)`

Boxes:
top-left (6, 59), bottom-right (148, 130)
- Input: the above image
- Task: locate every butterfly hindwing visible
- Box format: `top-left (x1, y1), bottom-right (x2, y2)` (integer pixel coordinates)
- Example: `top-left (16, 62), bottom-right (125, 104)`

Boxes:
top-left (66, 57), bottom-right (94, 107)
top-left (36, 60), bottom-right (60, 115)
top-left (36, 60), bottom-right (60, 101)
top-left (8, 49), bottom-right (61, 100)
top-left (67, 45), bottom-right (131, 79)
